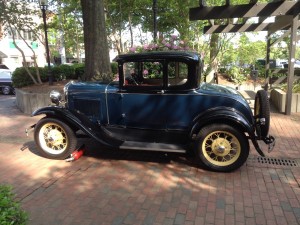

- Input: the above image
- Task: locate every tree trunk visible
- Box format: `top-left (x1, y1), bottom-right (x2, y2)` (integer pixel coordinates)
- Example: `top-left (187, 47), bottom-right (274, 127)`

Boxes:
top-left (128, 14), bottom-right (133, 48)
top-left (205, 33), bottom-right (219, 83)
top-left (81, 0), bottom-right (112, 82)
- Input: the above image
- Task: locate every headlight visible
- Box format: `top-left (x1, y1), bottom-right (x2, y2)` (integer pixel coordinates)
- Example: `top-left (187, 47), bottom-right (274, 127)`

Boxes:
top-left (50, 90), bottom-right (62, 106)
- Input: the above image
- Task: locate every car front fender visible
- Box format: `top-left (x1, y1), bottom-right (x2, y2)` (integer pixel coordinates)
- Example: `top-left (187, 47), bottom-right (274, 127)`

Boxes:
top-left (32, 106), bottom-right (123, 147)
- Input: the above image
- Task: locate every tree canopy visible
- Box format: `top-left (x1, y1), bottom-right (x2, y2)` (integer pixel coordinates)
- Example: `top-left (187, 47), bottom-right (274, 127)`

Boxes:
top-left (1, 0), bottom-right (296, 83)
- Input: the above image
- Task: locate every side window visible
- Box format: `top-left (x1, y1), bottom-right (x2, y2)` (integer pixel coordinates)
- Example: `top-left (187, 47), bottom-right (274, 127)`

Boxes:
top-left (168, 61), bottom-right (188, 87)
top-left (123, 61), bottom-right (163, 87)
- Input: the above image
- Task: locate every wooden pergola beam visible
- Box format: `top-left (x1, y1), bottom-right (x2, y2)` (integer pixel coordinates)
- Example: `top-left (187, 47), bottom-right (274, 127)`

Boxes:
top-left (203, 22), bottom-right (284, 34)
top-left (190, 1), bottom-right (300, 21)
top-left (268, 15), bottom-right (293, 34)
top-left (203, 16), bottom-right (299, 34)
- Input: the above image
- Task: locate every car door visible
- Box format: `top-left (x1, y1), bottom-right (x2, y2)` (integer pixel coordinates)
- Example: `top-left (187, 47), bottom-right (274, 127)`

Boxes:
top-left (120, 60), bottom-right (167, 129)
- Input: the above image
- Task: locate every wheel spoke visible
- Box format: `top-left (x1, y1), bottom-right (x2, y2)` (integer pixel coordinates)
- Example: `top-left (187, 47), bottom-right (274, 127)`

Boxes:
top-left (39, 122), bottom-right (68, 154)
top-left (202, 130), bottom-right (242, 166)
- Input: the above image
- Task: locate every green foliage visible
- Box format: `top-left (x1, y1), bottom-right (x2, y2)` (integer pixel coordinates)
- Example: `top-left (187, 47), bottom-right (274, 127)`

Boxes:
top-left (0, 185), bottom-right (28, 225)
top-left (52, 64), bottom-right (77, 80)
top-left (278, 80), bottom-right (300, 94)
top-left (48, 0), bottom-right (83, 59)
top-left (227, 66), bottom-right (247, 84)
top-left (129, 35), bottom-right (191, 53)
top-left (111, 62), bottom-right (118, 75)
top-left (12, 67), bottom-right (48, 88)
top-left (12, 65), bottom-right (82, 88)
top-left (74, 64), bottom-right (85, 80)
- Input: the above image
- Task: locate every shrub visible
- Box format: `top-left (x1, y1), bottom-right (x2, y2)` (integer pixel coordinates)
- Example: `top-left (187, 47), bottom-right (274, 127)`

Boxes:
top-left (74, 64), bottom-right (85, 80)
top-left (12, 63), bottom-right (118, 87)
top-left (52, 64), bottom-right (77, 80)
top-left (111, 62), bottom-right (118, 75)
top-left (227, 66), bottom-right (247, 84)
top-left (12, 67), bottom-right (47, 88)
top-left (278, 80), bottom-right (300, 93)
top-left (73, 63), bottom-right (118, 80)
top-left (0, 185), bottom-right (28, 225)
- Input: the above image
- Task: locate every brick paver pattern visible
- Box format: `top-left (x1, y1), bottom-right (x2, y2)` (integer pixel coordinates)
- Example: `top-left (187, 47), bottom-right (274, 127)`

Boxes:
top-left (1, 95), bottom-right (300, 225)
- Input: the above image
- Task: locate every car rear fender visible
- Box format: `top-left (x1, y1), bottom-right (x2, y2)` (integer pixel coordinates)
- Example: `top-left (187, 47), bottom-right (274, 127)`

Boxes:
top-left (32, 106), bottom-right (123, 147)
top-left (190, 107), bottom-right (255, 139)
top-left (190, 107), bottom-right (268, 157)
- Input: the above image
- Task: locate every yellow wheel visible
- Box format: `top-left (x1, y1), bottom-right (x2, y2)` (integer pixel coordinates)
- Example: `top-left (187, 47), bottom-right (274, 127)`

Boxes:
top-left (34, 118), bottom-right (77, 159)
top-left (195, 124), bottom-right (249, 172)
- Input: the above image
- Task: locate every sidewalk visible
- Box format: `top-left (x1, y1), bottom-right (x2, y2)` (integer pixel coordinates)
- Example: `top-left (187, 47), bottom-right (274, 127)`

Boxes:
top-left (0, 95), bottom-right (300, 225)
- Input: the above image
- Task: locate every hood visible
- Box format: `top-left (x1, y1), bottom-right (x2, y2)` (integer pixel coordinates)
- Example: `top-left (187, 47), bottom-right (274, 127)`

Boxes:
top-left (64, 81), bottom-right (110, 93)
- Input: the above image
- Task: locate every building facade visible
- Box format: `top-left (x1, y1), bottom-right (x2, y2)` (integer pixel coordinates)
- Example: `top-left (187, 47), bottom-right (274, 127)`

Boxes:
top-left (0, 24), bottom-right (47, 71)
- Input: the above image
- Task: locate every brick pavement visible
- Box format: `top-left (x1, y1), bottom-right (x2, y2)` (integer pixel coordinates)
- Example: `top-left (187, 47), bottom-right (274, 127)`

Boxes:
top-left (0, 95), bottom-right (300, 225)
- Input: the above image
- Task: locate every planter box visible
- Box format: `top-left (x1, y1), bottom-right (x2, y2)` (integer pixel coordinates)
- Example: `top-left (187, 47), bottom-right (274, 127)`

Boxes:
top-left (270, 89), bottom-right (300, 113)
top-left (15, 88), bottom-right (50, 115)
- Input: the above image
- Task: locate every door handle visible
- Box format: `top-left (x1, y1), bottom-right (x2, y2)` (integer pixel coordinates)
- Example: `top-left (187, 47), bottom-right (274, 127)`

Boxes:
top-left (157, 90), bottom-right (165, 94)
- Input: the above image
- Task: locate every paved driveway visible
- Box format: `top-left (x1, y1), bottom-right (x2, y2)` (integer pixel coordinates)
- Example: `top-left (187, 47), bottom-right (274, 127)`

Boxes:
top-left (0, 95), bottom-right (300, 225)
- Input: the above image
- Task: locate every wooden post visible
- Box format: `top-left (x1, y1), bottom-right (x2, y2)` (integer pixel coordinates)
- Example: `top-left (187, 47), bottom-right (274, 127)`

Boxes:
top-left (285, 15), bottom-right (298, 115)
top-left (265, 33), bottom-right (271, 91)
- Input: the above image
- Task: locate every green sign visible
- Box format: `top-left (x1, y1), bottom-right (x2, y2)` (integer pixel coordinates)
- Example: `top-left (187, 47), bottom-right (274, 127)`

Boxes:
top-left (31, 42), bottom-right (38, 49)
top-left (9, 41), bottom-right (17, 48)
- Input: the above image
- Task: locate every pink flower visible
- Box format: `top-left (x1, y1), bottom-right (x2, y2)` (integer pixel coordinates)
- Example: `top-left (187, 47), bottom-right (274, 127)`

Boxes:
top-left (143, 69), bottom-right (149, 75)
top-left (129, 47), bottom-right (136, 52)
top-left (143, 45), bottom-right (149, 50)
top-left (171, 34), bottom-right (177, 39)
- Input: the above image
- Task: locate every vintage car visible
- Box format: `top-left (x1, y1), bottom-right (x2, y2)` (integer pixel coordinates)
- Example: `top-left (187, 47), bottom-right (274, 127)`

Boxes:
top-left (0, 70), bottom-right (15, 95)
top-left (29, 51), bottom-right (275, 172)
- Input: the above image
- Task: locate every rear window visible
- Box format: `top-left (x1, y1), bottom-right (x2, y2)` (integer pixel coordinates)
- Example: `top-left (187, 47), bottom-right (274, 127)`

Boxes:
top-left (0, 71), bottom-right (12, 79)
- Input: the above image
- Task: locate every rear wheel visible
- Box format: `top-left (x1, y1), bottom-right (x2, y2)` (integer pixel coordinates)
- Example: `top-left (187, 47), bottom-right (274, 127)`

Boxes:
top-left (2, 86), bottom-right (11, 95)
top-left (195, 124), bottom-right (249, 172)
top-left (254, 90), bottom-right (270, 138)
top-left (34, 118), bottom-right (77, 159)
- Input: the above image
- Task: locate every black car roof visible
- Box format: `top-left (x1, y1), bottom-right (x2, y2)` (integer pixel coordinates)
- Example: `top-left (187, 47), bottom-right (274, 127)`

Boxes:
top-left (114, 51), bottom-right (201, 63)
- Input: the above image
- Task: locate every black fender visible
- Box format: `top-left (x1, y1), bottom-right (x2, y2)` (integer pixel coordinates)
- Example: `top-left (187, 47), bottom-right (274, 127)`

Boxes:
top-left (190, 107), bottom-right (265, 157)
top-left (32, 106), bottom-right (123, 147)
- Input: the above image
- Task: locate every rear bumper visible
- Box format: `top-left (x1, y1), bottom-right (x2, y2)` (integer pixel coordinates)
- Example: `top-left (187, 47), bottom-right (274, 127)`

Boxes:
top-left (251, 135), bottom-right (275, 157)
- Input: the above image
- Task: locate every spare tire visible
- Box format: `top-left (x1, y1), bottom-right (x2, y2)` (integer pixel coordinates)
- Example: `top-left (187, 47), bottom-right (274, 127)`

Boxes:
top-left (254, 90), bottom-right (270, 138)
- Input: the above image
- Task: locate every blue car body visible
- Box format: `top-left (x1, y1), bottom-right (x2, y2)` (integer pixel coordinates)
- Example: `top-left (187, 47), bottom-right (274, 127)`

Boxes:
top-left (31, 51), bottom-right (275, 171)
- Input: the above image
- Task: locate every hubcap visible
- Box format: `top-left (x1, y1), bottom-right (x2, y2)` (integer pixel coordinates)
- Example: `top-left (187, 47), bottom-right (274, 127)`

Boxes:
top-left (39, 123), bottom-right (68, 154)
top-left (202, 131), bottom-right (241, 166)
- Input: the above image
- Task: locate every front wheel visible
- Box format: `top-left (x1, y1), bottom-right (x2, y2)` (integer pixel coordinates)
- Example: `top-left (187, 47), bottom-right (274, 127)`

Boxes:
top-left (194, 124), bottom-right (249, 172)
top-left (34, 118), bottom-right (77, 159)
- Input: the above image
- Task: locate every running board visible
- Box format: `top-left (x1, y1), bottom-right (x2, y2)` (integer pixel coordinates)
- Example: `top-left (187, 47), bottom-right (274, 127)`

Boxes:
top-left (119, 141), bottom-right (187, 153)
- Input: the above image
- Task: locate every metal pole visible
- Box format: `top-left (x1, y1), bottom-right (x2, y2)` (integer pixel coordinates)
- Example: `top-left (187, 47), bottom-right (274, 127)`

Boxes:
top-left (41, 5), bottom-right (53, 85)
top-left (153, 0), bottom-right (157, 42)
